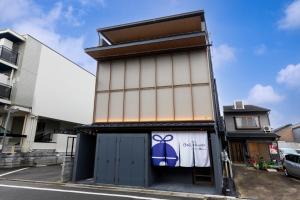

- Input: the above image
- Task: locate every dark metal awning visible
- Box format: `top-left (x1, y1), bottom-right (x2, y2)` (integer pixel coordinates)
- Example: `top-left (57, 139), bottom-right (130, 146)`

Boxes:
top-left (76, 121), bottom-right (216, 134)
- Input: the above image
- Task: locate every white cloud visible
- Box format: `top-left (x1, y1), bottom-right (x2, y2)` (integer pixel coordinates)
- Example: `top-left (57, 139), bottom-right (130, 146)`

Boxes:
top-left (254, 44), bottom-right (267, 56)
top-left (0, 0), bottom-right (40, 23)
top-left (1, 0), bottom-right (96, 73)
top-left (79, 0), bottom-right (105, 6)
top-left (278, 0), bottom-right (300, 29)
top-left (277, 63), bottom-right (300, 88)
top-left (212, 44), bottom-right (236, 67)
top-left (64, 5), bottom-right (83, 27)
top-left (246, 84), bottom-right (284, 104)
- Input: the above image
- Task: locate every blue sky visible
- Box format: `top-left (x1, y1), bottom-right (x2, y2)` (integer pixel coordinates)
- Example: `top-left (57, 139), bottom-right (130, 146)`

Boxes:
top-left (1, 0), bottom-right (300, 127)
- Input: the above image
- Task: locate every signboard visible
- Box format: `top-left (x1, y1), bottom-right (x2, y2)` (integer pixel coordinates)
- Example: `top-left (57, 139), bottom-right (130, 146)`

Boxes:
top-left (151, 131), bottom-right (210, 167)
top-left (269, 142), bottom-right (278, 155)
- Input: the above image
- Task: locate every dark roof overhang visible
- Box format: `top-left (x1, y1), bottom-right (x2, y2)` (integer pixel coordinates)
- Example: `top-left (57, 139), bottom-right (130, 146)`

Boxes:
top-left (223, 105), bottom-right (270, 113)
top-left (97, 10), bottom-right (205, 45)
top-left (76, 121), bottom-right (215, 134)
top-left (85, 32), bottom-right (208, 61)
top-left (0, 29), bottom-right (25, 43)
top-left (226, 132), bottom-right (279, 140)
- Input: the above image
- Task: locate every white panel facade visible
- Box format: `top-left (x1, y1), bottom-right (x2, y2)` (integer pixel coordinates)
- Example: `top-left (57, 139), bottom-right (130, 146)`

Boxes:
top-left (95, 93), bottom-right (109, 122)
top-left (141, 57), bottom-right (155, 88)
top-left (110, 60), bottom-right (125, 90)
top-left (193, 85), bottom-right (213, 120)
top-left (124, 90), bottom-right (139, 121)
top-left (174, 87), bottom-right (193, 120)
top-left (157, 88), bottom-right (173, 121)
top-left (109, 92), bottom-right (123, 122)
top-left (140, 89), bottom-right (156, 121)
top-left (32, 45), bottom-right (95, 124)
top-left (173, 52), bottom-right (190, 85)
top-left (125, 58), bottom-right (140, 89)
top-left (94, 49), bottom-right (214, 122)
top-left (97, 62), bottom-right (110, 91)
top-left (190, 50), bottom-right (209, 83)
top-left (157, 55), bottom-right (172, 86)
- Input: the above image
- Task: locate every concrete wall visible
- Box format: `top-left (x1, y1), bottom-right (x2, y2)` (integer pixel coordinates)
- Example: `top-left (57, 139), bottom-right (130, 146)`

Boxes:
top-left (95, 49), bottom-right (214, 123)
top-left (11, 36), bottom-right (41, 107)
top-left (31, 43), bottom-right (95, 124)
top-left (30, 134), bottom-right (77, 153)
top-left (0, 150), bottom-right (63, 168)
top-left (11, 34), bottom-right (95, 125)
top-left (224, 112), bottom-right (270, 132)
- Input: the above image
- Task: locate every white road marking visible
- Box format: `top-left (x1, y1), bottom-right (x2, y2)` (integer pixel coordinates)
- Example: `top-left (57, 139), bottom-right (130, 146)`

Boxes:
top-left (0, 184), bottom-right (169, 200)
top-left (0, 168), bottom-right (28, 177)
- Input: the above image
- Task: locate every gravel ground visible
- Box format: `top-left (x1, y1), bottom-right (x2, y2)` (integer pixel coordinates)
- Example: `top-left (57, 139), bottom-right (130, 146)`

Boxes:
top-left (233, 165), bottom-right (300, 200)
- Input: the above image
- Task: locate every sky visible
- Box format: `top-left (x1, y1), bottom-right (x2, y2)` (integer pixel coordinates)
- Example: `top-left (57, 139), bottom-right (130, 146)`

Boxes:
top-left (0, 0), bottom-right (300, 128)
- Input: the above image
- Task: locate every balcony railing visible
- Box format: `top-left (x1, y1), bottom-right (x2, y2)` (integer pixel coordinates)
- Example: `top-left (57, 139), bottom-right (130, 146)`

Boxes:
top-left (0, 45), bottom-right (18, 65)
top-left (0, 83), bottom-right (11, 100)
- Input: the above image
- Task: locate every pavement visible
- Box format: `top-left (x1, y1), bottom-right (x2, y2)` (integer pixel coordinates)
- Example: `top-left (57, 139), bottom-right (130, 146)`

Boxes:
top-left (0, 165), bottom-right (61, 182)
top-left (233, 165), bottom-right (300, 200)
top-left (0, 165), bottom-right (239, 200)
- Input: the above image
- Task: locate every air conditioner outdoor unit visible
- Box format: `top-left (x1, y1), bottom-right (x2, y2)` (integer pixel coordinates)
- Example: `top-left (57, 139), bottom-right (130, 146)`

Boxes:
top-left (263, 126), bottom-right (272, 133)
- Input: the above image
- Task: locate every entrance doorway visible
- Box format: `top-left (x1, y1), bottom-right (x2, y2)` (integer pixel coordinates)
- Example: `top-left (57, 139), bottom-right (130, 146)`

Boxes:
top-left (229, 142), bottom-right (244, 163)
top-left (247, 142), bottom-right (271, 162)
top-left (11, 116), bottom-right (25, 135)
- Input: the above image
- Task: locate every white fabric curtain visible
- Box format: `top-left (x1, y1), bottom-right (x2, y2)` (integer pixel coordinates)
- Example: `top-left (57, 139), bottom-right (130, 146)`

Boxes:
top-left (193, 132), bottom-right (210, 167)
top-left (151, 131), bottom-right (210, 167)
top-left (179, 133), bottom-right (194, 167)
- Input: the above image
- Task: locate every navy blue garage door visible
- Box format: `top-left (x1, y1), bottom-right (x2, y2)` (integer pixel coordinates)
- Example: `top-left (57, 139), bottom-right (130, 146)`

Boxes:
top-left (95, 134), bottom-right (148, 187)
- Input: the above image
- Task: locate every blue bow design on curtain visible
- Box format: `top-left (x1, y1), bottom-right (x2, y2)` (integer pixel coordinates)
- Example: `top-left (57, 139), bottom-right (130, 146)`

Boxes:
top-left (151, 134), bottom-right (179, 167)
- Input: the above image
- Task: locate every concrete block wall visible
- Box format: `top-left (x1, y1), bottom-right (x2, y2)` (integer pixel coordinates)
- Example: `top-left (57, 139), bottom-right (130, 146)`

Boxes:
top-left (61, 156), bottom-right (74, 182)
top-left (0, 150), bottom-right (65, 168)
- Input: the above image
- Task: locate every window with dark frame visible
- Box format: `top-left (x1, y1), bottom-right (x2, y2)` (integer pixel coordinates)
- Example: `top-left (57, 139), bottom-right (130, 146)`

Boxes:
top-left (235, 116), bottom-right (260, 129)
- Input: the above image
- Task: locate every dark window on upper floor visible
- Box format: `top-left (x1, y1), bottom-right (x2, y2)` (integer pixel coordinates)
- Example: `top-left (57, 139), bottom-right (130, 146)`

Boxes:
top-left (234, 116), bottom-right (260, 130)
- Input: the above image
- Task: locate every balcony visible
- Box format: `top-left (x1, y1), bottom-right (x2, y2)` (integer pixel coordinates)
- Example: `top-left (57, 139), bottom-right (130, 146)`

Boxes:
top-left (0, 82), bottom-right (11, 101)
top-left (0, 45), bottom-right (18, 66)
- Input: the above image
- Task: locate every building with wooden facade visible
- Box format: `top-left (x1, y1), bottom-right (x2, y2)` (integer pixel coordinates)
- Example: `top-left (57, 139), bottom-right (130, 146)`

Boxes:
top-left (224, 101), bottom-right (279, 164)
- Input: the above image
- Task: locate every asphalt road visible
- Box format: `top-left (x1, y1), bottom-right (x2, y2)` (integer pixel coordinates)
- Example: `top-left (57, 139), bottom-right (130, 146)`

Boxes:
top-left (0, 166), bottom-right (228, 200)
top-left (0, 180), bottom-right (201, 200)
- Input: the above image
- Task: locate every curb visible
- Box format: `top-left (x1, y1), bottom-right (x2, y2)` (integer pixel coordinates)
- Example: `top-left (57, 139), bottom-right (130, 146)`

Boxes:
top-left (0, 178), bottom-right (243, 199)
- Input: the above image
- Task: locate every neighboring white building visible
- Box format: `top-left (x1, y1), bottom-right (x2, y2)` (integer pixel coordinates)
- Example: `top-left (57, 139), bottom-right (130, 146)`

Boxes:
top-left (0, 29), bottom-right (95, 153)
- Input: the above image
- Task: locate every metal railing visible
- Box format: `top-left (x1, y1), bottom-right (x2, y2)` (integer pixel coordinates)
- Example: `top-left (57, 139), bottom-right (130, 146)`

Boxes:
top-left (0, 83), bottom-right (11, 100)
top-left (0, 45), bottom-right (18, 65)
top-left (66, 136), bottom-right (76, 157)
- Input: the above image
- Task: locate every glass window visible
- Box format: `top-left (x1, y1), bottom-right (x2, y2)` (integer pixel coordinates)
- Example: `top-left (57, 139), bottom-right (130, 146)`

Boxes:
top-left (235, 116), bottom-right (260, 129)
top-left (296, 155), bottom-right (300, 164)
top-left (286, 155), bottom-right (299, 163)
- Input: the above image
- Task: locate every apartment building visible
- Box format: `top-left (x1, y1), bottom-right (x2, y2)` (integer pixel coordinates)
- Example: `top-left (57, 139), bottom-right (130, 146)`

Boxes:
top-left (73, 11), bottom-right (224, 194)
top-left (0, 29), bottom-right (95, 154)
